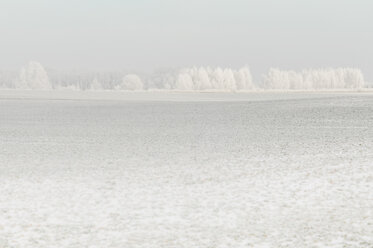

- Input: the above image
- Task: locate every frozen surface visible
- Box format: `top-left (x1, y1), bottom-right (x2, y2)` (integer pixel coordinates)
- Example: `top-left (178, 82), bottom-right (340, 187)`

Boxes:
top-left (0, 92), bottom-right (372, 247)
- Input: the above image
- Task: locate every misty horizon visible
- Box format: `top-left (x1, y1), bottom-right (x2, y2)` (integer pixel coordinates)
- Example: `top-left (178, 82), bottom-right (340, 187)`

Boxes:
top-left (1, 1), bottom-right (373, 247)
top-left (0, 61), bottom-right (368, 91)
top-left (1, 0), bottom-right (372, 81)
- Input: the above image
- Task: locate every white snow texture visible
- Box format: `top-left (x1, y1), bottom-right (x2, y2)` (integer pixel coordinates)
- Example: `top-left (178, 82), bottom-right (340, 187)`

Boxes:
top-left (0, 92), bottom-right (372, 248)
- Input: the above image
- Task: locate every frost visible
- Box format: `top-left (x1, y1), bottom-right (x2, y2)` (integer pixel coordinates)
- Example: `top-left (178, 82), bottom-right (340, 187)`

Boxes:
top-left (116, 74), bottom-right (144, 91)
top-left (175, 73), bottom-right (194, 90)
top-left (0, 62), bottom-right (367, 91)
top-left (0, 93), bottom-right (372, 247)
top-left (90, 77), bottom-right (104, 90)
top-left (14, 61), bottom-right (51, 90)
top-left (162, 66), bottom-right (255, 91)
top-left (262, 68), bottom-right (365, 90)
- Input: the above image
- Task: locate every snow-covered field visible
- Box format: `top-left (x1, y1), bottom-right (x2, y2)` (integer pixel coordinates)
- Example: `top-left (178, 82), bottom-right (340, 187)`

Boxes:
top-left (0, 91), bottom-right (372, 248)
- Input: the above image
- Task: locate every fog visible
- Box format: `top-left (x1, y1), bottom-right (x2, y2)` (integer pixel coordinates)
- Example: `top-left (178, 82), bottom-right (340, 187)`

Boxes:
top-left (0, 0), bottom-right (372, 81)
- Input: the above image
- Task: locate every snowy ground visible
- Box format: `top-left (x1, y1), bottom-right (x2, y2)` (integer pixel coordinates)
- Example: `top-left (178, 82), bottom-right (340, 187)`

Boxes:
top-left (0, 91), bottom-right (372, 248)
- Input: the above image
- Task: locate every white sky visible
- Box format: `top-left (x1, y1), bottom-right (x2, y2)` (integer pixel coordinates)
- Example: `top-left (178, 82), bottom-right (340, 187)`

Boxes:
top-left (0, 0), bottom-right (372, 80)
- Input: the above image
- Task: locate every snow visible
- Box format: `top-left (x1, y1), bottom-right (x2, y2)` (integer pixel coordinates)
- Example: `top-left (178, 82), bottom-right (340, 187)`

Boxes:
top-left (0, 91), bottom-right (372, 247)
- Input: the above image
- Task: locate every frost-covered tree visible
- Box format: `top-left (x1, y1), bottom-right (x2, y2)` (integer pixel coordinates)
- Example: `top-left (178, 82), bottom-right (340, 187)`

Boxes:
top-left (5, 65), bottom-right (365, 91)
top-left (162, 73), bottom-right (176, 90)
top-left (262, 68), bottom-right (365, 90)
top-left (170, 66), bottom-right (254, 91)
top-left (175, 73), bottom-right (194, 90)
top-left (0, 70), bottom-right (17, 88)
top-left (117, 74), bottom-right (143, 90)
top-left (344, 68), bottom-right (365, 88)
top-left (262, 68), bottom-right (290, 89)
top-left (196, 67), bottom-right (212, 90)
top-left (210, 67), bottom-right (224, 89)
top-left (235, 67), bottom-right (254, 90)
top-left (286, 70), bottom-right (303, 89)
top-left (15, 61), bottom-right (51, 89)
top-left (222, 69), bottom-right (236, 90)
top-left (90, 77), bottom-right (103, 90)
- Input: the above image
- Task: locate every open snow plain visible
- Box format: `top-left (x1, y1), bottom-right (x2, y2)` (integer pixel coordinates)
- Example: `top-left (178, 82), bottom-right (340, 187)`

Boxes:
top-left (0, 91), bottom-right (372, 248)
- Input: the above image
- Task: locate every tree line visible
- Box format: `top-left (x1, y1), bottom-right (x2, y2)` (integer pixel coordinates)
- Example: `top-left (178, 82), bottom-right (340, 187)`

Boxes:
top-left (0, 61), bottom-right (366, 91)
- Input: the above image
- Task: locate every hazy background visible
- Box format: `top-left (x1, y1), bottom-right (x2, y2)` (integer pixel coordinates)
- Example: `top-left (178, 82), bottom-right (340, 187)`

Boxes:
top-left (0, 0), bottom-right (372, 80)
